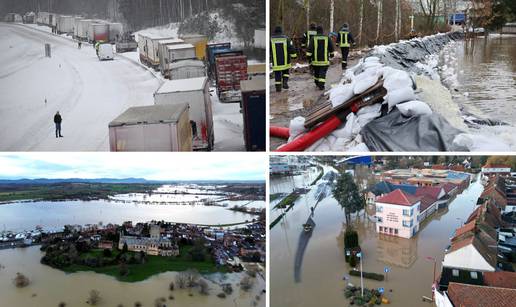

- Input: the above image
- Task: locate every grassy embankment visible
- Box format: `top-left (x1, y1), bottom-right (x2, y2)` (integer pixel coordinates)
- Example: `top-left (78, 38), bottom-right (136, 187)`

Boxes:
top-left (62, 246), bottom-right (224, 283)
top-left (0, 183), bottom-right (159, 203)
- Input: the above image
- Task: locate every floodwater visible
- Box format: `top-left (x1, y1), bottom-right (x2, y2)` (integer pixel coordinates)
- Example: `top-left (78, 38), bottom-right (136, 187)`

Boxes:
top-left (0, 246), bottom-right (265, 307)
top-left (0, 200), bottom-right (256, 232)
top-left (442, 35), bottom-right (516, 125)
top-left (270, 165), bottom-right (483, 307)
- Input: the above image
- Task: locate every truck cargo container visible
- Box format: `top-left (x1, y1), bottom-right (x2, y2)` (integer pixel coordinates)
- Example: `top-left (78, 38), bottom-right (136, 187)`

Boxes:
top-left (166, 59), bottom-right (206, 80)
top-left (254, 28), bottom-right (266, 49)
top-left (76, 19), bottom-right (94, 41)
top-left (37, 12), bottom-right (49, 25)
top-left (157, 38), bottom-right (185, 73)
top-left (248, 63), bottom-right (266, 76)
top-left (179, 34), bottom-right (208, 60)
top-left (160, 43), bottom-right (196, 76)
top-left (57, 15), bottom-right (74, 34)
top-left (23, 12), bottom-right (35, 24)
top-left (88, 23), bottom-right (109, 43)
top-left (154, 76), bottom-right (214, 151)
top-left (215, 53), bottom-right (248, 103)
top-left (116, 33), bottom-right (138, 53)
top-left (206, 42), bottom-right (231, 76)
top-left (72, 16), bottom-right (83, 37)
top-left (240, 77), bottom-right (265, 151)
top-left (108, 22), bottom-right (123, 42)
top-left (138, 34), bottom-right (177, 68)
top-left (109, 103), bottom-right (192, 152)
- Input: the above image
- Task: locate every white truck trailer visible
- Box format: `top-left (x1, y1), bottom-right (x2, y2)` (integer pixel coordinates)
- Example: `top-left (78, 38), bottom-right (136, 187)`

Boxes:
top-left (109, 103), bottom-right (192, 152)
top-left (160, 43), bottom-right (196, 77)
top-left (88, 23), bottom-right (109, 43)
top-left (166, 59), bottom-right (206, 80)
top-left (154, 76), bottom-right (214, 151)
top-left (57, 15), bottom-right (74, 34)
top-left (254, 28), bottom-right (266, 49)
top-left (138, 34), bottom-right (177, 68)
top-left (108, 22), bottom-right (123, 42)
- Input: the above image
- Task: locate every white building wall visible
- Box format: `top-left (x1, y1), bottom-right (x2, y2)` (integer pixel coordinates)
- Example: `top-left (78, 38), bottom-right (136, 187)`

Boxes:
top-left (443, 245), bottom-right (496, 272)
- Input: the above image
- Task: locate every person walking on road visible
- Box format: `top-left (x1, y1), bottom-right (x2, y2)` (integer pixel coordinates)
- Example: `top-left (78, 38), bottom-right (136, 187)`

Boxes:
top-left (270, 26), bottom-right (297, 92)
top-left (78, 41), bottom-right (82, 49)
top-left (54, 111), bottom-right (63, 138)
top-left (336, 23), bottom-right (355, 70)
top-left (306, 26), bottom-right (334, 90)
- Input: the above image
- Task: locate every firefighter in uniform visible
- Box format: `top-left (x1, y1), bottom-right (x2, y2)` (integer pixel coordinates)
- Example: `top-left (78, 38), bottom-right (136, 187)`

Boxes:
top-left (306, 26), bottom-right (334, 90)
top-left (270, 26), bottom-right (297, 92)
top-left (336, 23), bottom-right (355, 70)
top-left (302, 23), bottom-right (317, 74)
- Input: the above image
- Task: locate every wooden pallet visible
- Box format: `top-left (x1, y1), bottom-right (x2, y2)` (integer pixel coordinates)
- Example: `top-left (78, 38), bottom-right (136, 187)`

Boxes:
top-left (304, 79), bottom-right (387, 129)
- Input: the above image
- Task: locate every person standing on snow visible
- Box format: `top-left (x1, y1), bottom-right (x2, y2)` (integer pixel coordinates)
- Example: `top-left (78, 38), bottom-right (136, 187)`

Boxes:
top-left (54, 111), bottom-right (63, 138)
top-left (336, 23), bottom-right (355, 70)
top-left (270, 26), bottom-right (297, 92)
top-left (306, 25), bottom-right (334, 90)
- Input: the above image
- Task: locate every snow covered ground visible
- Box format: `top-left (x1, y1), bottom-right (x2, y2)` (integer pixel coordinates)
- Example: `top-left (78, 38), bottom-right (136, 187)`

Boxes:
top-left (0, 22), bottom-right (245, 151)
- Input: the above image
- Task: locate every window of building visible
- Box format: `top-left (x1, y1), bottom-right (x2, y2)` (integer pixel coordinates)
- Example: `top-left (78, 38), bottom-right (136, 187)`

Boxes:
top-left (403, 209), bottom-right (409, 216)
top-left (402, 220), bottom-right (413, 227)
top-left (376, 205), bottom-right (383, 213)
top-left (452, 269), bottom-right (459, 277)
top-left (394, 229), bottom-right (398, 235)
top-left (470, 272), bottom-right (478, 279)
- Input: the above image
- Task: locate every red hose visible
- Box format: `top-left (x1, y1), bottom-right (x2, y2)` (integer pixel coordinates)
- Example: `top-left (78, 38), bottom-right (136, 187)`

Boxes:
top-left (270, 126), bottom-right (290, 139)
top-left (274, 116), bottom-right (343, 152)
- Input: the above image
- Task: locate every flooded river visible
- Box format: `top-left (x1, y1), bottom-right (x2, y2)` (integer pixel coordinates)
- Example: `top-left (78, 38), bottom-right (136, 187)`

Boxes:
top-left (0, 246), bottom-right (265, 307)
top-left (270, 166), bottom-right (483, 307)
top-left (441, 35), bottom-right (516, 125)
top-left (0, 200), bottom-right (256, 232)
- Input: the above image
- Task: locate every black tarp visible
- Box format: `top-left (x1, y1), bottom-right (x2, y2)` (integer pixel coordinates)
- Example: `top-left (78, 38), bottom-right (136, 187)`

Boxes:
top-left (361, 108), bottom-right (468, 151)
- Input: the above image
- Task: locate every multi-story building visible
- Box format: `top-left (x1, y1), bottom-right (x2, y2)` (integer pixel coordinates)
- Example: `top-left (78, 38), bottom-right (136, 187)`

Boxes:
top-left (375, 189), bottom-right (421, 239)
top-left (118, 224), bottom-right (179, 257)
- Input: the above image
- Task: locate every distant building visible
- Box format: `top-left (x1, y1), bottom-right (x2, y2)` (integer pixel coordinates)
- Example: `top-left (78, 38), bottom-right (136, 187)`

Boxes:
top-left (98, 240), bottom-right (113, 250)
top-left (482, 164), bottom-right (511, 177)
top-left (118, 224), bottom-right (179, 257)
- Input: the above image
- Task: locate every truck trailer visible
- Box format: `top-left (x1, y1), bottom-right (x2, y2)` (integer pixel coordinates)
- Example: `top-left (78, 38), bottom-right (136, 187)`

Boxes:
top-left (166, 59), bottom-right (206, 80)
top-left (179, 34), bottom-right (208, 60)
top-left (88, 23), bottom-right (109, 43)
top-left (160, 43), bottom-right (196, 77)
top-left (154, 76), bottom-right (214, 151)
top-left (157, 38), bottom-right (185, 73)
top-left (57, 15), bottom-right (74, 34)
top-left (241, 77), bottom-right (266, 151)
top-left (109, 104), bottom-right (192, 152)
top-left (138, 34), bottom-right (177, 68)
top-left (215, 52), bottom-right (248, 103)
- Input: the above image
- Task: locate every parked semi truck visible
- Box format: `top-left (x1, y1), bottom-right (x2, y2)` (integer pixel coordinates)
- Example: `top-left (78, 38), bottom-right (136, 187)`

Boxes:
top-left (138, 34), bottom-right (177, 68)
top-left (206, 42), bottom-right (231, 78)
top-left (157, 38), bottom-right (185, 72)
top-left (109, 104), bottom-right (192, 152)
top-left (160, 43), bottom-right (196, 76)
top-left (57, 15), bottom-right (74, 34)
top-left (179, 34), bottom-right (208, 60)
top-left (154, 76), bottom-right (214, 151)
top-left (166, 60), bottom-right (206, 80)
top-left (214, 51), bottom-right (248, 103)
top-left (115, 33), bottom-right (138, 53)
top-left (88, 23), bottom-right (109, 43)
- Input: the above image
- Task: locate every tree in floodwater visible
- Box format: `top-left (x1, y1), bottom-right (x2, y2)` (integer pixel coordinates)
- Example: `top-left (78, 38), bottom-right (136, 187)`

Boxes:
top-left (332, 172), bottom-right (364, 224)
top-left (13, 272), bottom-right (30, 288)
top-left (87, 290), bottom-right (101, 305)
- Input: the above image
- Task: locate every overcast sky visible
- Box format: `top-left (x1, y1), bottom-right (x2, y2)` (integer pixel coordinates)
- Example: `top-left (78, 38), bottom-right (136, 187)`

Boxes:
top-left (0, 153), bottom-right (266, 181)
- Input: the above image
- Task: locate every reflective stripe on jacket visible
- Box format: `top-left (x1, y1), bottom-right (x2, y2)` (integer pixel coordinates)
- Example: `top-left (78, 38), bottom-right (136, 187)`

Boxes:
top-left (270, 35), bottom-right (297, 71)
top-left (339, 31), bottom-right (350, 47)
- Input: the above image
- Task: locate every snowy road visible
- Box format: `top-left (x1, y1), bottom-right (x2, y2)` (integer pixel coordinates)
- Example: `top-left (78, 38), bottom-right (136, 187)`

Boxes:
top-left (0, 23), bottom-right (246, 151)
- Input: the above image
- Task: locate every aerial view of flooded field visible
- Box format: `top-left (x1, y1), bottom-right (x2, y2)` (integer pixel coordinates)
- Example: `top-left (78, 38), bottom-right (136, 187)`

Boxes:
top-left (269, 155), bottom-right (514, 307)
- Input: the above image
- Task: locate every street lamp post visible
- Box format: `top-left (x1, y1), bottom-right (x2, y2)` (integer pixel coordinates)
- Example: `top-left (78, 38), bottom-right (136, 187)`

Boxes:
top-left (425, 256), bottom-right (436, 298)
top-left (357, 251), bottom-right (364, 297)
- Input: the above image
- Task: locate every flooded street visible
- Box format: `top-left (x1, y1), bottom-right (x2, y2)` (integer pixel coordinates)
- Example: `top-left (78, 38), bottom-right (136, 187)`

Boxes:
top-left (441, 35), bottom-right (516, 125)
top-left (270, 165), bottom-right (483, 307)
top-left (0, 246), bottom-right (265, 307)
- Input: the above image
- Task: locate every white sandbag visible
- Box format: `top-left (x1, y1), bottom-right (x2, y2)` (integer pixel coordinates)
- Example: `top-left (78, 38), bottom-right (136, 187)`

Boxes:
top-left (386, 86), bottom-right (416, 110)
top-left (328, 84), bottom-right (354, 107)
top-left (396, 100), bottom-right (433, 117)
top-left (364, 56), bottom-right (380, 63)
top-left (356, 104), bottom-right (382, 126)
top-left (353, 74), bottom-right (379, 95)
top-left (383, 69), bottom-right (412, 91)
top-left (288, 116), bottom-right (306, 141)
